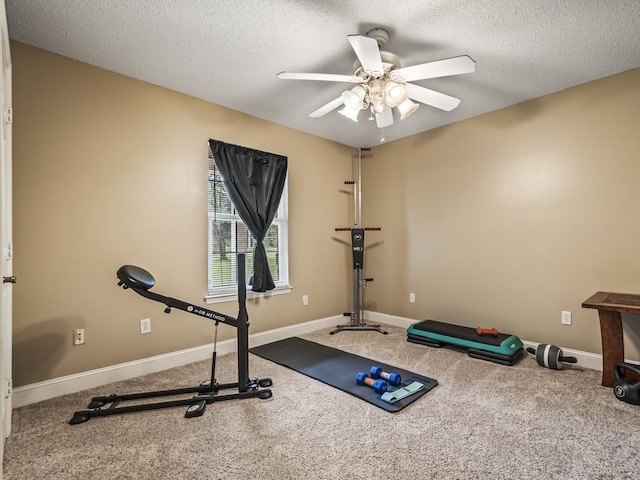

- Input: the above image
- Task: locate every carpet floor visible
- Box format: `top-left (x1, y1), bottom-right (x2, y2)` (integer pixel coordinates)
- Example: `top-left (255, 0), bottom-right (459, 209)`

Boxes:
top-left (3, 325), bottom-right (640, 479)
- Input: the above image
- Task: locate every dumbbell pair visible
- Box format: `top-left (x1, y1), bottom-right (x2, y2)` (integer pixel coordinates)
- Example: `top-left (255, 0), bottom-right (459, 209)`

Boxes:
top-left (355, 366), bottom-right (402, 394)
top-left (370, 366), bottom-right (401, 386)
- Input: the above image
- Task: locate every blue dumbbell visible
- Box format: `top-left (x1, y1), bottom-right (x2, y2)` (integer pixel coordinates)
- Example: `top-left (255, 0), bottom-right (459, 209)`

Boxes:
top-left (356, 372), bottom-right (387, 394)
top-left (370, 366), bottom-right (401, 386)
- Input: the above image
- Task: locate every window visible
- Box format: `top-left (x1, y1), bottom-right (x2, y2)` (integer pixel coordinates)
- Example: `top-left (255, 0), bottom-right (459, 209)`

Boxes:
top-left (206, 150), bottom-right (289, 299)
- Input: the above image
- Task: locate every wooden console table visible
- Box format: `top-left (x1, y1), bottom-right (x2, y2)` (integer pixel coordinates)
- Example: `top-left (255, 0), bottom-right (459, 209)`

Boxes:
top-left (582, 292), bottom-right (640, 387)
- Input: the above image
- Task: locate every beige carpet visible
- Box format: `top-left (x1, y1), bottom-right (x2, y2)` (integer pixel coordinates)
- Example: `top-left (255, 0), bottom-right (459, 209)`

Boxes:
top-left (3, 325), bottom-right (640, 479)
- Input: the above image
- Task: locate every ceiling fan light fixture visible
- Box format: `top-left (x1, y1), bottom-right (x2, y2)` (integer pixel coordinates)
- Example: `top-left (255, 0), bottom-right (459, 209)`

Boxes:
top-left (372, 103), bottom-right (385, 114)
top-left (369, 79), bottom-right (384, 103)
top-left (277, 28), bottom-right (475, 131)
top-left (338, 105), bottom-right (360, 122)
top-left (341, 85), bottom-right (367, 109)
top-left (383, 80), bottom-right (407, 107)
top-left (397, 98), bottom-right (419, 120)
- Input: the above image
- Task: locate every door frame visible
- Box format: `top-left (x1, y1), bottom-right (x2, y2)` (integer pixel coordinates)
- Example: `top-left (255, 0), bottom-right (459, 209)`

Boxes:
top-left (0, 0), bottom-right (13, 472)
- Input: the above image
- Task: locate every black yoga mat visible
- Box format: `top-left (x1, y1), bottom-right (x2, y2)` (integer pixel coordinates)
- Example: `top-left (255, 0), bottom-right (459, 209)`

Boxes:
top-left (250, 337), bottom-right (438, 412)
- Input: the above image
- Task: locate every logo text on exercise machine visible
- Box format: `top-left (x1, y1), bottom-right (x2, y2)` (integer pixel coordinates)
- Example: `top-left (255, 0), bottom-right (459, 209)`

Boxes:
top-left (187, 305), bottom-right (227, 323)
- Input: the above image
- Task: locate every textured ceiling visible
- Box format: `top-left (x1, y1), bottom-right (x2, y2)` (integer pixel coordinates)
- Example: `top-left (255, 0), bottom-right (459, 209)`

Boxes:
top-left (6, 0), bottom-right (640, 148)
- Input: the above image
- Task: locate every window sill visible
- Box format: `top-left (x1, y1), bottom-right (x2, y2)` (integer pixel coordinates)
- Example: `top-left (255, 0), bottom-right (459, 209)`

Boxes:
top-left (205, 285), bottom-right (292, 305)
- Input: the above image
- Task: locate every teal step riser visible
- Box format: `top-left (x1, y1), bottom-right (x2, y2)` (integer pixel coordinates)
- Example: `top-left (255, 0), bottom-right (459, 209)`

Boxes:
top-left (407, 324), bottom-right (523, 356)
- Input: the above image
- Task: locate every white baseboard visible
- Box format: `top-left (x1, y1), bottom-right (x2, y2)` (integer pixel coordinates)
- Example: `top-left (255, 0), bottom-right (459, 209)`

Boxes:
top-left (12, 315), bottom-right (342, 408)
top-left (366, 311), bottom-right (606, 371)
top-left (366, 311), bottom-right (415, 329)
top-left (13, 311), bottom-right (615, 408)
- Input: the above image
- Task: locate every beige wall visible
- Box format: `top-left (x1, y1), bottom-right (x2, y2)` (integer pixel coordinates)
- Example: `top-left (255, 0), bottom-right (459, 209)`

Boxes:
top-left (12, 41), bottom-right (640, 387)
top-left (364, 67), bottom-right (640, 359)
top-left (11, 42), bottom-right (356, 387)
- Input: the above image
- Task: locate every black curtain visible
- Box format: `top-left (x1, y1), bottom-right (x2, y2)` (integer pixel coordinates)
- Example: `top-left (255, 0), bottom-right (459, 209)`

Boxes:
top-left (209, 139), bottom-right (288, 292)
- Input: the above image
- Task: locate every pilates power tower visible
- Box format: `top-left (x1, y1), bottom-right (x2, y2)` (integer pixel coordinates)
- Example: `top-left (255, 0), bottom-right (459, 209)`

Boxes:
top-left (331, 148), bottom-right (387, 335)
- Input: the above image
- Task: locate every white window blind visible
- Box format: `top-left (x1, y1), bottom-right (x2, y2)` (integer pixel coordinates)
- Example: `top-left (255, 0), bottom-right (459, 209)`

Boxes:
top-left (207, 149), bottom-right (289, 296)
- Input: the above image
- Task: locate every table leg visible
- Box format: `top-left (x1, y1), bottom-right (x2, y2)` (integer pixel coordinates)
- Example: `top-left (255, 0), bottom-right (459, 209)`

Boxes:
top-left (598, 309), bottom-right (624, 387)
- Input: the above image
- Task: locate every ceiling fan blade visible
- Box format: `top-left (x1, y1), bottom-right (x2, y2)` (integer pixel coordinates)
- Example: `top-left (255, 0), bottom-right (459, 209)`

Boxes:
top-left (277, 72), bottom-right (359, 83)
top-left (405, 83), bottom-right (461, 111)
top-left (309, 97), bottom-right (345, 118)
top-left (347, 35), bottom-right (384, 76)
top-left (392, 55), bottom-right (476, 82)
top-left (375, 106), bottom-right (394, 128)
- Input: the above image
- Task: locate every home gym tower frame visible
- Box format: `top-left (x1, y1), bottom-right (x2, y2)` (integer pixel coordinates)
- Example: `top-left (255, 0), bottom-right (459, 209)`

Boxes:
top-left (331, 148), bottom-right (387, 335)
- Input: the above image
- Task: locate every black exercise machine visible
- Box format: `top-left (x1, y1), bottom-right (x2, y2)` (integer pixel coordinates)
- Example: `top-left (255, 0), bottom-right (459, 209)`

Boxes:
top-left (69, 253), bottom-right (272, 425)
top-left (330, 148), bottom-right (386, 335)
top-left (331, 226), bottom-right (386, 335)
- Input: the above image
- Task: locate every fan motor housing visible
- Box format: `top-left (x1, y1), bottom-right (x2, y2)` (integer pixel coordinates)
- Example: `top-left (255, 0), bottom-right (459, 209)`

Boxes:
top-left (366, 28), bottom-right (390, 48)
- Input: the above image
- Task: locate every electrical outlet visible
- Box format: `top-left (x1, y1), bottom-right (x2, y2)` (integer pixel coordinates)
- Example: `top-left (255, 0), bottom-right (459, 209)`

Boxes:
top-left (302, 295), bottom-right (309, 306)
top-left (409, 293), bottom-right (416, 303)
top-left (561, 311), bottom-right (572, 325)
top-left (73, 328), bottom-right (85, 346)
top-left (140, 318), bottom-right (151, 334)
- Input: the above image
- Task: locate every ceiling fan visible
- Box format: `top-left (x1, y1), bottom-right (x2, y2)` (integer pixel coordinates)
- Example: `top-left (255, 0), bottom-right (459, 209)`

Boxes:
top-left (277, 28), bottom-right (476, 130)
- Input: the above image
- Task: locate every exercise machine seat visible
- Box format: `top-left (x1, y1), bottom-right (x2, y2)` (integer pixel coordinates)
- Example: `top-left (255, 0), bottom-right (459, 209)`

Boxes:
top-left (117, 265), bottom-right (155, 290)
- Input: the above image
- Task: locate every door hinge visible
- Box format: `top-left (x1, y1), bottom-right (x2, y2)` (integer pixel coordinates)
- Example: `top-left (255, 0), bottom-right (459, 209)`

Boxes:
top-left (4, 379), bottom-right (12, 398)
top-left (5, 107), bottom-right (12, 125)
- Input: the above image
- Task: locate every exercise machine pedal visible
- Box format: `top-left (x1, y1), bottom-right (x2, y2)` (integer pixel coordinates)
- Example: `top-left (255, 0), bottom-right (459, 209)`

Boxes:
top-left (258, 378), bottom-right (273, 388)
top-left (258, 390), bottom-right (273, 400)
top-left (87, 395), bottom-right (114, 409)
top-left (68, 412), bottom-right (90, 425)
top-left (184, 399), bottom-right (207, 418)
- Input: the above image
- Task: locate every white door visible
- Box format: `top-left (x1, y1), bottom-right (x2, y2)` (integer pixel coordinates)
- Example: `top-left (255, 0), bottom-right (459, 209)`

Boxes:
top-left (0, 0), bottom-right (12, 474)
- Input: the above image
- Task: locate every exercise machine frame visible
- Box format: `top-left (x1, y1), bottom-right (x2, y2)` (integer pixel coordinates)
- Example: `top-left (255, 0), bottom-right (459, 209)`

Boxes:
top-left (69, 253), bottom-right (272, 425)
top-left (331, 148), bottom-right (386, 335)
